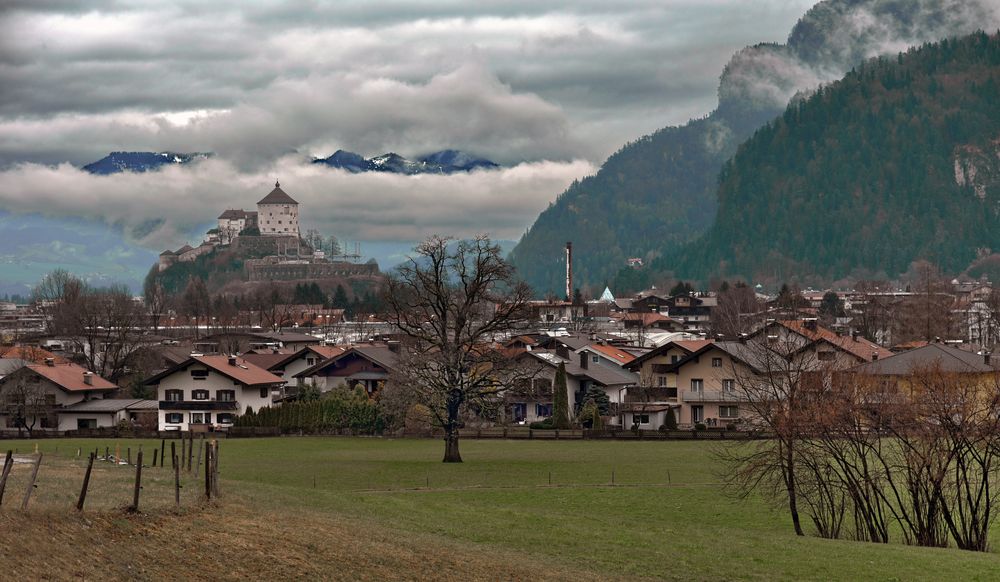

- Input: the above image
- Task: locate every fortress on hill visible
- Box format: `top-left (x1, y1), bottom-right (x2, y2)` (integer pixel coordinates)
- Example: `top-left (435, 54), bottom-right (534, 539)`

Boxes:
top-left (157, 182), bottom-right (378, 281)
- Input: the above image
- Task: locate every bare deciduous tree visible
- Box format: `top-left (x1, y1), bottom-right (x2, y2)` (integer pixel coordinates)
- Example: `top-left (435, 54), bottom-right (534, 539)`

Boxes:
top-left (384, 235), bottom-right (533, 463)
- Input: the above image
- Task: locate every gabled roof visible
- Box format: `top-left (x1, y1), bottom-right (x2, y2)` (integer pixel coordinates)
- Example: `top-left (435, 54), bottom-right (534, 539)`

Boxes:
top-left (526, 350), bottom-right (637, 387)
top-left (849, 343), bottom-right (997, 376)
top-left (60, 398), bottom-right (157, 413)
top-left (770, 320), bottom-right (891, 362)
top-left (218, 208), bottom-right (248, 220)
top-left (624, 339), bottom-right (714, 371)
top-left (582, 343), bottom-right (637, 365)
top-left (294, 345), bottom-right (399, 378)
top-left (144, 355), bottom-right (284, 387)
top-left (22, 363), bottom-right (117, 392)
top-left (257, 181), bottom-right (298, 205)
top-left (267, 345), bottom-right (347, 371)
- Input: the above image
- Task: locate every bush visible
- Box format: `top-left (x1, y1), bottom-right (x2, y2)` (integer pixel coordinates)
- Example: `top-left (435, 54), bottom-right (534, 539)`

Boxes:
top-left (694, 423), bottom-right (707, 431)
top-left (658, 424), bottom-right (669, 433)
top-left (529, 417), bottom-right (554, 430)
top-left (664, 407), bottom-right (678, 430)
top-left (726, 423), bottom-right (737, 431)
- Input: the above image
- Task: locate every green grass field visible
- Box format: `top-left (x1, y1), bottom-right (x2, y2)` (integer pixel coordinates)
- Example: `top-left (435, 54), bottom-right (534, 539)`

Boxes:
top-left (6, 437), bottom-right (1000, 580)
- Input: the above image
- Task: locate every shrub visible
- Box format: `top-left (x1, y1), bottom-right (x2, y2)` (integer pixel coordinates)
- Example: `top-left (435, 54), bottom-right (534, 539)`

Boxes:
top-left (664, 407), bottom-right (678, 430)
top-left (529, 417), bottom-right (554, 430)
top-left (726, 423), bottom-right (737, 431)
top-left (658, 424), bottom-right (669, 433)
top-left (694, 423), bottom-right (707, 431)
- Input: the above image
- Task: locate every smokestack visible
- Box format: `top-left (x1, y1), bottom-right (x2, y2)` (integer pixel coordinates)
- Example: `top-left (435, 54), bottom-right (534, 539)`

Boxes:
top-left (872, 351), bottom-right (879, 361)
top-left (565, 242), bottom-right (573, 302)
top-left (83, 371), bottom-right (93, 385)
top-left (985, 351), bottom-right (992, 366)
top-left (228, 356), bottom-right (237, 366)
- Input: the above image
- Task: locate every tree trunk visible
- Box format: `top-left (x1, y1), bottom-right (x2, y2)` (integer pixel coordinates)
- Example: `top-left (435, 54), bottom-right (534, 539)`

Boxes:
top-left (442, 392), bottom-right (462, 463)
top-left (784, 440), bottom-right (804, 536)
top-left (443, 431), bottom-right (462, 463)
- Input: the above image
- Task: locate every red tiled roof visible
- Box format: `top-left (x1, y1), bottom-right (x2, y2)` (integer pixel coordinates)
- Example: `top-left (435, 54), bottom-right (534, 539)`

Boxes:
top-left (674, 340), bottom-right (713, 353)
top-left (192, 355), bottom-right (284, 386)
top-left (1, 345), bottom-right (68, 364)
top-left (777, 320), bottom-right (891, 362)
top-left (27, 362), bottom-right (116, 392)
top-left (587, 343), bottom-right (637, 364)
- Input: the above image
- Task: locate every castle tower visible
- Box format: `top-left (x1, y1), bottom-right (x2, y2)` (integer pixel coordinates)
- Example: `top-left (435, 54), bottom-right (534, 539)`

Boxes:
top-left (256, 180), bottom-right (299, 237)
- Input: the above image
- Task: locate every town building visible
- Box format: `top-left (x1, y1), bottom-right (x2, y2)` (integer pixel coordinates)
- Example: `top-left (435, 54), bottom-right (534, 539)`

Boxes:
top-left (257, 180), bottom-right (300, 237)
top-left (0, 359), bottom-right (118, 432)
top-left (144, 354), bottom-right (284, 431)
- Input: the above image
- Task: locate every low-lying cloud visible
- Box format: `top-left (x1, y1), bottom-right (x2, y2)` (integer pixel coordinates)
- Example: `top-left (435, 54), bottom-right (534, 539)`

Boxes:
top-left (0, 157), bottom-right (596, 250)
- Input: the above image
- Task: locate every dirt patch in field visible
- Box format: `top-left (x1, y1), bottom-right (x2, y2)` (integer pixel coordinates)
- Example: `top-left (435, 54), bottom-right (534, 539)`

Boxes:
top-left (0, 501), bottom-right (602, 581)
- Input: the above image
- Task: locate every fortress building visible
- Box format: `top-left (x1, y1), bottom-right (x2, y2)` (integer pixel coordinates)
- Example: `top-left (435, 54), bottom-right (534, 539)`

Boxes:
top-left (256, 180), bottom-right (300, 237)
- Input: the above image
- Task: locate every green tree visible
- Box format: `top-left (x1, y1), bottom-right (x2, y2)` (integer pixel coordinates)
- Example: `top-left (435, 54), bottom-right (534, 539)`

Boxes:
top-left (552, 362), bottom-right (571, 429)
top-left (664, 407), bottom-right (678, 430)
top-left (332, 284), bottom-right (349, 308)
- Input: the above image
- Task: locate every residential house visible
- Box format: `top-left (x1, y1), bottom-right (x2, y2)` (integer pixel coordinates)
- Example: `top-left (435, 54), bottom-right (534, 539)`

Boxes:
top-left (144, 354), bottom-right (285, 431)
top-left (58, 398), bottom-right (158, 431)
top-left (294, 344), bottom-right (399, 395)
top-left (510, 347), bottom-right (637, 425)
top-left (0, 359), bottom-right (117, 432)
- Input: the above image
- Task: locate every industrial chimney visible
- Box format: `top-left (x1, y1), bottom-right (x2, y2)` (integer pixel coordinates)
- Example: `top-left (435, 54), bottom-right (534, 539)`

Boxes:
top-left (565, 242), bottom-right (573, 302)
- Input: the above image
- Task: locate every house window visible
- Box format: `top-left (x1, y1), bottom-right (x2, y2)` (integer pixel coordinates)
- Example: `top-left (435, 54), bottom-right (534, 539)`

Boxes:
top-left (77, 418), bottom-right (97, 429)
top-left (217, 390), bottom-right (236, 402)
top-left (191, 369), bottom-right (208, 380)
top-left (165, 389), bottom-right (183, 402)
top-left (592, 355), bottom-right (600, 363)
top-left (723, 379), bottom-right (735, 393)
top-left (690, 379), bottom-right (704, 392)
top-left (658, 376), bottom-right (667, 387)
top-left (536, 404), bottom-right (552, 418)
top-left (692, 405), bottom-right (704, 423)
top-left (217, 413), bottom-right (235, 424)
top-left (670, 355), bottom-right (679, 364)
top-left (260, 387), bottom-right (268, 398)
top-left (307, 358), bottom-right (316, 366)
top-left (711, 357), bottom-right (722, 368)
top-left (165, 413), bottom-right (183, 424)
top-left (192, 389), bottom-right (209, 401)
top-left (818, 351), bottom-right (835, 361)
top-left (634, 414), bottom-right (650, 425)
top-left (191, 412), bottom-right (211, 424)
top-left (719, 406), bottom-right (739, 418)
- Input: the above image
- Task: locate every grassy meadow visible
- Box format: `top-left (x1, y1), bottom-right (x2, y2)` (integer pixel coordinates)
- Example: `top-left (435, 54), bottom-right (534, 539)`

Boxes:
top-left (3, 437), bottom-right (1000, 580)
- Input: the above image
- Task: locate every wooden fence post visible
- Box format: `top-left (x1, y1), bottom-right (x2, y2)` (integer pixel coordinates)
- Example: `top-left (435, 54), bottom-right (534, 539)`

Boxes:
top-left (153, 448), bottom-right (159, 468)
top-left (195, 438), bottom-right (203, 477)
top-left (209, 441), bottom-right (219, 498)
top-left (21, 453), bottom-right (42, 510)
top-left (187, 434), bottom-right (194, 472)
top-left (77, 452), bottom-right (95, 511)
top-left (159, 438), bottom-right (166, 466)
top-left (127, 447), bottom-right (131, 465)
top-left (131, 451), bottom-right (143, 512)
top-left (0, 450), bottom-right (13, 506)
top-left (170, 442), bottom-right (176, 470)
top-left (174, 454), bottom-right (181, 507)
top-left (204, 442), bottom-right (212, 500)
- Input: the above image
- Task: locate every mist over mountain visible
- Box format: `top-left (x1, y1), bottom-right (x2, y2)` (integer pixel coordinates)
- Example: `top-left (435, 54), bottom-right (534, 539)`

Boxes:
top-left (313, 149), bottom-right (498, 174)
top-left (509, 0), bottom-right (1000, 296)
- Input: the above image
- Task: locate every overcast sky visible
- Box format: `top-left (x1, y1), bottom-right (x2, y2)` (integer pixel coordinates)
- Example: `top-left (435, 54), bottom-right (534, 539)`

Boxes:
top-left (0, 0), bottom-right (814, 247)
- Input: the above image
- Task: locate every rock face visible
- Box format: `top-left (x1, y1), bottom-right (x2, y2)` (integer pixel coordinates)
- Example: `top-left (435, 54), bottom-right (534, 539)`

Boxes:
top-left (508, 0), bottom-right (1000, 296)
top-left (954, 140), bottom-right (1000, 202)
top-left (313, 149), bottom-right (498, 174)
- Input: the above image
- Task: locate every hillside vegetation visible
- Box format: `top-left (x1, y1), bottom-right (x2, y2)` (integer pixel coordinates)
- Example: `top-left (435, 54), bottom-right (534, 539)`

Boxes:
top-left (665, 32), bottom-right (1000, 285)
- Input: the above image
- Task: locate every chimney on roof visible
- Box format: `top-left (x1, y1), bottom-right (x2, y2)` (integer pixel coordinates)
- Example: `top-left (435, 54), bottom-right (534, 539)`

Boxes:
top-left (985, 350), bottom-right (992, 366)
top-left (872, 351), bottom-right (879, 361)
top-left (579, 351), bottom-right (588, 369)
top-left (83, 371), bottom-right (93, 385)
top-left (556, 345), bottom-right (570, 360)
top-left (803, 318), bottom-right (818, 331)
top-left (228, 356), bottom-right (237, 366)
top-left (565, 242), bottom-right (573, 303)
top-left (44, 357), bottom-right (54, 367)
top-left (387, 341), bottom-right (400, 353)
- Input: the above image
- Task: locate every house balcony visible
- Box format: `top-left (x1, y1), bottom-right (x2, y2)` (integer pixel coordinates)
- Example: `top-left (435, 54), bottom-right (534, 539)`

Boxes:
top-left (159, 400), bottom-right (239, 411)
top-left (625, 387), bottom-right (677, 403)
top-left (682, 390), bottom-right (745, 402)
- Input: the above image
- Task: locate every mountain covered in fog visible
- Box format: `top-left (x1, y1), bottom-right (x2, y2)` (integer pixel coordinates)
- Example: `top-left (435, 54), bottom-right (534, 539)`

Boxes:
top-left (313, 149), bottom-right (498, 174)
top-left (508, 0), bottom-right (1000, 296)
top-left (82, 151), bottom-right (210, 174)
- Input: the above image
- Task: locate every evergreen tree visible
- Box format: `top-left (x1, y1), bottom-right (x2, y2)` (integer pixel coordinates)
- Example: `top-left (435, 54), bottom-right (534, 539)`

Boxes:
top-left (332, 284), bottom-right (349, 308)
top-left (664, 407), bottom-right (678, 430)
top-left (552, 363), bottom-right (571, 429)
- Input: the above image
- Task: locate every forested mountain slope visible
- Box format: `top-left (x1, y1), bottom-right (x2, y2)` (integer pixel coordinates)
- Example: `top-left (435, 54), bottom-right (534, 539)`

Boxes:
top-left (665, 32), bottom-right (1000, 285)
top-left (508, 0), bottom-right (1000, 296)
